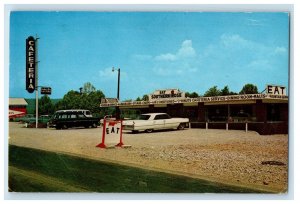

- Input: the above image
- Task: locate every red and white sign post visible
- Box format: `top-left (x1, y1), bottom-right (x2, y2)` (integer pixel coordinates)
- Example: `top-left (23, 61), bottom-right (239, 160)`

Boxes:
top-left (96, 119), bottom-right (124, 148)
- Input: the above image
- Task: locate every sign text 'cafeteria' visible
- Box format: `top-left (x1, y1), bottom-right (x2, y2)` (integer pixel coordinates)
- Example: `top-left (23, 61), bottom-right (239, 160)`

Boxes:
top-left (26, 36), bottom-right (36, 93)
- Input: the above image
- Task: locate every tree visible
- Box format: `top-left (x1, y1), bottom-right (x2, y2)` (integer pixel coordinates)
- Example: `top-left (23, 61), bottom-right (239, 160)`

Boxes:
top-left (82, 82), bottom-right (96, 94)
top-left (204, 86), bottom-right (221, 97)
top-left (39, 95), bottom-right (54, 115)
top-left (136, 95), bottom-right (149, 101)
top-left (220, 86), bottom-right (230, 96)
top-left (185, 92), bottom-right (199, 98)
top-left (55, 82), bottom-right (105, 116)
top-left (220, 86), bottom-right (238, 96)
top-left (142, 95), bottom-right (149, 101)
top-left (239, 84), bottom-right (258, 94)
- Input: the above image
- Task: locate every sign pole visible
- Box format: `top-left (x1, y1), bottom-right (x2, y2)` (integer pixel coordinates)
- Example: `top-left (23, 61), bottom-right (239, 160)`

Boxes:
top-left (35, 36), bottom-right (39, 128)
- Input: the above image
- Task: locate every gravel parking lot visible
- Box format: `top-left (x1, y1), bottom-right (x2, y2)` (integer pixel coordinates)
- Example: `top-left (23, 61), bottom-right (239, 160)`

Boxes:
top-left (8, 122), bottom-right (288, 193)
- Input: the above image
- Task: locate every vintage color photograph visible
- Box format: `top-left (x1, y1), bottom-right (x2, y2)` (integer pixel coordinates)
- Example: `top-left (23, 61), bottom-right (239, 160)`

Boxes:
top-left (8, 10), bottom-right (289, 194)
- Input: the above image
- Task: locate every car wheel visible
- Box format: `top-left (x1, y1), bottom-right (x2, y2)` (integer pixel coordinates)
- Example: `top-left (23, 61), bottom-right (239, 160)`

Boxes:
top-left (177, 123), bottom-right (185, 130)
top-left (145, 129), bottom-right (153, 133)
top-left (92, 123), bottom-right (97, 128)
top-left (62, 124), bottom-right (68, 129)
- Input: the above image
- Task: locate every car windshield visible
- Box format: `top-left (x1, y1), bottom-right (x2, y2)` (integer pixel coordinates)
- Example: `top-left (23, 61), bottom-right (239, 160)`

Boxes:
top-left (137, 115), bottom-right (151, 120)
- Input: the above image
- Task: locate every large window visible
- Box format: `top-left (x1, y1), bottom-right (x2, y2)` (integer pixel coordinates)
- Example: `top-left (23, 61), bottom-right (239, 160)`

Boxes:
top-left (206, 105), bottom-right (227, 122)
top-left (206, 104), bottom-right (254, 122)
top-left (267, 104), bottom-right (280, 121)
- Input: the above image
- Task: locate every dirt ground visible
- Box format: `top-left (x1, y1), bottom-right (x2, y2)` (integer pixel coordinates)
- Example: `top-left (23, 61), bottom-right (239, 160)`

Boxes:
top-left (8, 122), bottom-right (288, 193)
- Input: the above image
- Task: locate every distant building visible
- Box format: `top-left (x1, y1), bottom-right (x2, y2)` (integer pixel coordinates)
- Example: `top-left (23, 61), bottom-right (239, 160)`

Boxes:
top-left (9, 98), bottom-right (28, 120)
top-left (100, 85), bottom-right (288, 135)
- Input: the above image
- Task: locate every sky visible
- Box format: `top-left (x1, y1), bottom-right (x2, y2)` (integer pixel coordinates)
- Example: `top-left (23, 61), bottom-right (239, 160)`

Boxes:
top-left (9, 11), bottom-right (289, 100)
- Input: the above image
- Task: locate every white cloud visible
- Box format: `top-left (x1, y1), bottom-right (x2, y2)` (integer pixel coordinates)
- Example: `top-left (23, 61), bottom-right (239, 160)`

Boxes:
top-left (155, 53), bottom-right (177, 61)
top-left (155, 39), bottom-right (196, 61)
top-left (274, 46), bottom-right (287, 54)
top-left (177, 40), bottom-right (196, 58)
top-left (200, 33), bottom-right (288, 74)
top-left (246, 18), bottom-right (265, 26)
top-left (220, 34), bottom-right (249, 47)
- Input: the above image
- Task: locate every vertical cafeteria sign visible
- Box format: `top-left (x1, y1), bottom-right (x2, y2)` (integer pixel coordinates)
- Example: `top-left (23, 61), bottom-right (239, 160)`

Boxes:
top-left (26, 36), bottom-right (36, 93)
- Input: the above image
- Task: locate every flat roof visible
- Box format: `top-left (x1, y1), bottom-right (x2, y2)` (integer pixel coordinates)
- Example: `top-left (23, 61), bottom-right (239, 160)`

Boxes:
top-left (9, 98), bottom-right (28, 106)
top-left (100, 94), bottom-right (288, 108)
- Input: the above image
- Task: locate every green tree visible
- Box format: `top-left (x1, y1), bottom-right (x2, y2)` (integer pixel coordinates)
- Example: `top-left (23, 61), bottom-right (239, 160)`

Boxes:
top-left (220, 86), bottom-right (230, 96)
top-left (39, 95), bottom-right (55, 115)
top-left (82, 82), bottom-right (96, 94)
top-left (142, 95), bottom-right (149, 101)
top-left (136, 95), bottom-right (149, 101)
top-left (55, 82), bottom-right (105, 116)
top-left (186, 92), bottom-right (199, 98)
top-left (239, 84), bottom-right (258, 94)
top-left (204, 86), bottom-right (221, 97)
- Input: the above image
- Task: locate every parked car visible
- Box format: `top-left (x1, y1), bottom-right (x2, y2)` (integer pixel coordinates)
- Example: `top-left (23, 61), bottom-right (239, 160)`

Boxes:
top-left (48, 110), bottom-right (100, 129)
top-left (24, 115), bottom-right (52, 128)
top-left (14, 114), bottom-right (35, 123)
top-left (122, 113), bottom-right (189, 133)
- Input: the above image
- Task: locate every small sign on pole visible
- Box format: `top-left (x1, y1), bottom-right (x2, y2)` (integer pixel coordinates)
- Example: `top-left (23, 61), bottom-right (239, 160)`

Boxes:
top-left (41, 87), bottom-right (52, 95)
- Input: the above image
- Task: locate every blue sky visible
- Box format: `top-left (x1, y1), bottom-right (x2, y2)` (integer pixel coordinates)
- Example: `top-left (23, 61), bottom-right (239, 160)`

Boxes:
top-left (9, 12), bottom-right (289, 100)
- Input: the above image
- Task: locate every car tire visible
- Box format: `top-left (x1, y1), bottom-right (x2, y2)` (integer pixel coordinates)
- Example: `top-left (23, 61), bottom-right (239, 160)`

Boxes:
top-left (177, 123), bottom-right (185, 130)
top-left (145, 129), bottom-right (153, 133)
top-left (62, 124), bottom-right (68, 129)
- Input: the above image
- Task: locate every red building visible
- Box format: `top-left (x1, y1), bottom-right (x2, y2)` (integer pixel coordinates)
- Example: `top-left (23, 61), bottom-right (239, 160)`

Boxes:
top-left (9, 98), bottom-right (28, 121)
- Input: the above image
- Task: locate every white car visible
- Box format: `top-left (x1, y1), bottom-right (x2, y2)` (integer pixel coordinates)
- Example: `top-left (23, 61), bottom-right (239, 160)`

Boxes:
top-left (122, 113), bottom-right (189, 133)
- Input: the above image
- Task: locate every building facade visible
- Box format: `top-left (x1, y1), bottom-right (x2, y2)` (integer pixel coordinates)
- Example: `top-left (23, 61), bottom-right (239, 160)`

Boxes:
top-left (9, 98), bottom-right (28, 120)
top-left (100, 86), bottom-right (288, 135)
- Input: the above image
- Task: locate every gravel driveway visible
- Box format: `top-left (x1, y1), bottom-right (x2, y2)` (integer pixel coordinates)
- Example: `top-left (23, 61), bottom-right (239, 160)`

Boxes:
top-left (8, 122), bottom-right (288, 193)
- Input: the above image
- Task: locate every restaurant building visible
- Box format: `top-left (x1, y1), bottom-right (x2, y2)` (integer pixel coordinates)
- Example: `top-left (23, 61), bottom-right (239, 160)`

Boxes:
top-left (100, 85), bottom-right (288, 135)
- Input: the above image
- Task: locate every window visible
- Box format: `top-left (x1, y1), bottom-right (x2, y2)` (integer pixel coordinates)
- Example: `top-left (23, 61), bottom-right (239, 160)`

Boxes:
top-left (154, 114), bottom-right (170, 120)
top-left (61, 114), bottom-right (68, 119)
top-left (267, 104), bottom-right (280, 121)
top-left (78, 113), bottom-right (85, 118)
top-left (138, 115), bottom-right (151, 120)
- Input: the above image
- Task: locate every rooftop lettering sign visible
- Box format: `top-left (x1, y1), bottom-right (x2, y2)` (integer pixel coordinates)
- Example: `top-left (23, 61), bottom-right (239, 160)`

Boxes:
top-left (266, 85), bottom-right (286, 95)
top-left (149, 89), bottom-right (186, 102)
top-left (100, 94), bottom-right (288, 107)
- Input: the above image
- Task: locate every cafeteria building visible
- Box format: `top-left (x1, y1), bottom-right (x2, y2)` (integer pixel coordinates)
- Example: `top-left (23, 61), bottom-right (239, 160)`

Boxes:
top-left (100, 85), bottom-right (288, 135)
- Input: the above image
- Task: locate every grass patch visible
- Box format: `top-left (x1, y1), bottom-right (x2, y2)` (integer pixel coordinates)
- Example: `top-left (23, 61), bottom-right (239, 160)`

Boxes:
top-left (9, 145), bottom-right (262, 193)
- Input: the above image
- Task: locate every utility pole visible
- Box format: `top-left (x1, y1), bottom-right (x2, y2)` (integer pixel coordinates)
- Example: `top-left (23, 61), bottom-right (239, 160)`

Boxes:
top-left (112, 67), bottom-right (120, 119)
top-left (35, 35), bottom-right (40, 128)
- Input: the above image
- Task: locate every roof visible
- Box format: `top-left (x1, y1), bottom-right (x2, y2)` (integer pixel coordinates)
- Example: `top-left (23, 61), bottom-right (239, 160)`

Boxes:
top-left (101, 98), bottom-right (119, 104)
top-left (9, 98), bottom-right (28, 106)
